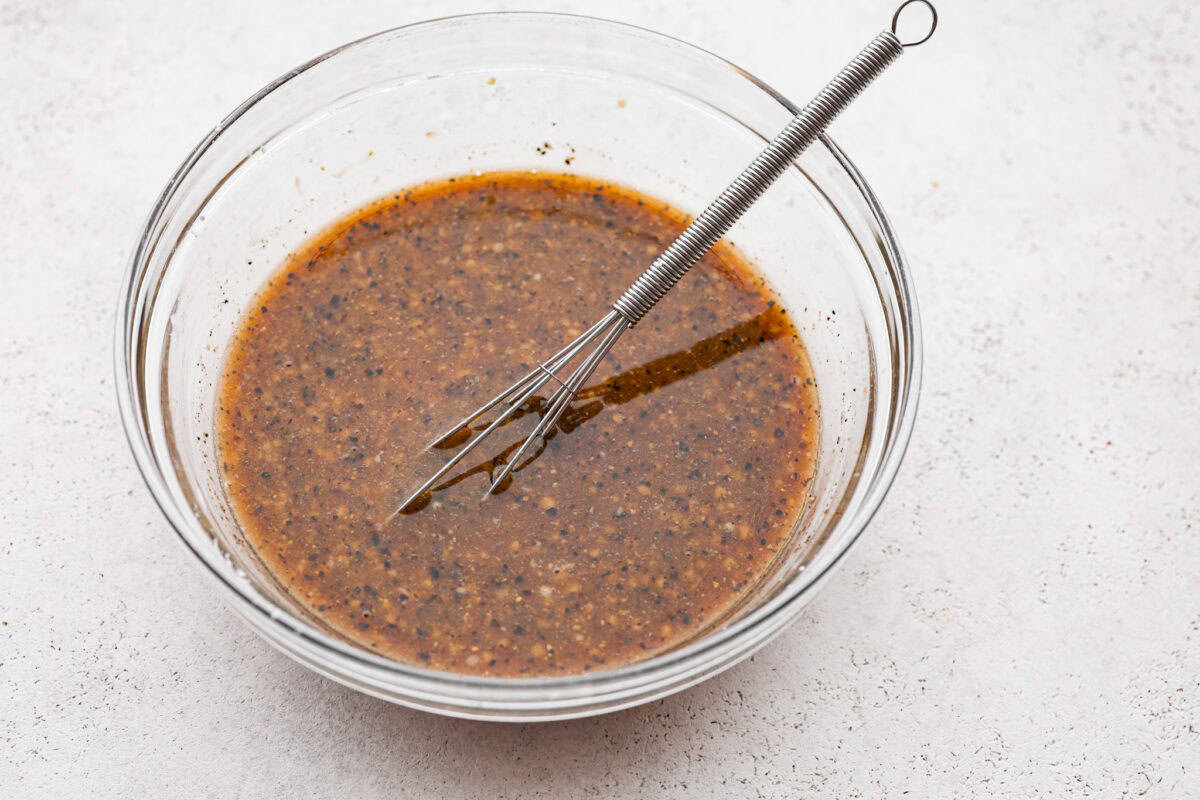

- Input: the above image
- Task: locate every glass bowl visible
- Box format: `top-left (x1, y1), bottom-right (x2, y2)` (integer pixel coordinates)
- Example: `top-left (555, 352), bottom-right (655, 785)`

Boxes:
top-left (115, 12), bottom-right (920, 720)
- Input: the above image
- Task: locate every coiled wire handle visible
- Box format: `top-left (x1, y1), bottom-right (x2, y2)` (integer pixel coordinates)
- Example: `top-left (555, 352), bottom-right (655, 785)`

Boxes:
top-left (613, 27), bottom-right (915, 324)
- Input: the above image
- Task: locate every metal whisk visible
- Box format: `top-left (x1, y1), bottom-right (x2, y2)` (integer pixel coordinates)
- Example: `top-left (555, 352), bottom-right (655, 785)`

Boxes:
top-left (398, 1), bottom-right (937, 512)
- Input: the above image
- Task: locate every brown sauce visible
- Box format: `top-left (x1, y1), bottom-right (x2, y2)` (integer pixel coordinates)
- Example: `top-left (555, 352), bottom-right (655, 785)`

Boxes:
top-left (217, 172), bottom-right (819, 676)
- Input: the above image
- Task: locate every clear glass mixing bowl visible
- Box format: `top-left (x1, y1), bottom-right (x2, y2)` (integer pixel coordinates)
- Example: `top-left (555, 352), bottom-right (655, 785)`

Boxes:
top-left (115, 12), bottom-right (920, 720)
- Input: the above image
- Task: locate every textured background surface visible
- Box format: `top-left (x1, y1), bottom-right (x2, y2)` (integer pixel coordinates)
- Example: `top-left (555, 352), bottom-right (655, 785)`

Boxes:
top-left (2, 0), bottom-right (1198, 796)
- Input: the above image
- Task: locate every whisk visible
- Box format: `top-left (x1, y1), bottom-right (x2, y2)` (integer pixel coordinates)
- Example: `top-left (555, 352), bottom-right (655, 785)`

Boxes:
top-left (398, 1), bottom-right (937, 511)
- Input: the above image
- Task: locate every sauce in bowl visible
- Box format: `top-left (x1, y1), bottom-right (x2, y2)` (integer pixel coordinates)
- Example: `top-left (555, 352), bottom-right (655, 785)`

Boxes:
top-left (217, 172), bottom-right (818, 676)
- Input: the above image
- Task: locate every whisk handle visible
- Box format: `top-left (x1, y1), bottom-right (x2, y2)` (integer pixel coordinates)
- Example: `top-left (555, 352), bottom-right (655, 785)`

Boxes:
top-left (612, 3), bottom-right (935, 325)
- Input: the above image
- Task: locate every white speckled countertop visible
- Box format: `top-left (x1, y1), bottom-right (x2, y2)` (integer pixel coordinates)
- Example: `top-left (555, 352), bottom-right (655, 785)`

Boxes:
top-left (2, 0), bottom-right (1197, 796)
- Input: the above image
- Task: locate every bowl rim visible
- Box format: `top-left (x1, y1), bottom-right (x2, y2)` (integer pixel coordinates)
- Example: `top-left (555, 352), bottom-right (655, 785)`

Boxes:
top-left (114, 10), bottom-right (922, 708)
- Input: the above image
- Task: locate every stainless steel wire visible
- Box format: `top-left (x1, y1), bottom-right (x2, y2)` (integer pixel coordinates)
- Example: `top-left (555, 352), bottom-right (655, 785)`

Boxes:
top-left (395, 3), bottom-right (936, 514)
top-left (611, 30), bottom-right (905, 324)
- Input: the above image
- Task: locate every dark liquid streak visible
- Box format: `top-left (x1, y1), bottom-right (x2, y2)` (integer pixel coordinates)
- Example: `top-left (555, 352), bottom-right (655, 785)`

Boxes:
top-left (402, 310), bottom-right (785, 513)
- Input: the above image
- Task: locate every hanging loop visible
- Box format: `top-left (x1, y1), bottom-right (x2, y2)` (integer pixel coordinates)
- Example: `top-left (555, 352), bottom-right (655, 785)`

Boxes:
top-left (891, 0), bottom-right (938, 47)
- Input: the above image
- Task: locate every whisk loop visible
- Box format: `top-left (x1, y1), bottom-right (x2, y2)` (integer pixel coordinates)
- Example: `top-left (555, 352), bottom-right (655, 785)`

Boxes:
top-left (395, 3), bottom-right (936, 514)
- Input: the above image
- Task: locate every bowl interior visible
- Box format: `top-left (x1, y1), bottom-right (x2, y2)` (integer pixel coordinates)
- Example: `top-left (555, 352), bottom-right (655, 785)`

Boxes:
top-left (120, 13), bottom-right (915, 715)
